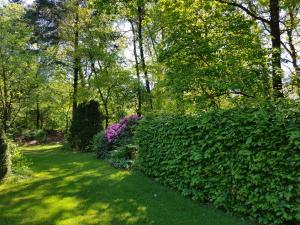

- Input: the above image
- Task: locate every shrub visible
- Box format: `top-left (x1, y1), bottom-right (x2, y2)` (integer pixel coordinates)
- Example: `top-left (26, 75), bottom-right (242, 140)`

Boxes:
top-left (9, 142), bottom-right (32, 177)
top-left (17, 129), bottom-right (46, 143)
top-left (92, 132), bottom-right (112, 159)
top-left (135, 103), bottom-right (300, 225)
top-left (0, 132), bottom-right (11, 181)
top-left (69, 100), bottom-right (104, 151)
top-left (31, 130), bottom-right (47, 142)
top-left (107, 145), bottom-right (136, 169)
top-left (94, 114), bottom-right (142, 167)
top-left (16, 129), bottom-right (64, 144)
top-left (105, 114), bottom-right (142, 143)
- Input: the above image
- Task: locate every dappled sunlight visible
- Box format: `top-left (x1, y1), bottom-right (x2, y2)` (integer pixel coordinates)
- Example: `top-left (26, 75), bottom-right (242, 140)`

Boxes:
top-left (2, 0), bottom-right (296, 223)
top-left (106, 170), bottom-right (131, 182)
top-left (43, 196), bottom-right (80, 210)
top-left (34, 171), bottom-right (55, 179)
top-left (21, 144), bottom-right (63, 153)
top-left (0, 145), bottom-right (150, 225)
top-left (0, 145), bottom-right (252, 225)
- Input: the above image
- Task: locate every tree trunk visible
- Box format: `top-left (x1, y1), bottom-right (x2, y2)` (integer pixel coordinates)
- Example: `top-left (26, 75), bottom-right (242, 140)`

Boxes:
top-left (215, 0), bottom-right (284, 97)
top-left (36, 98), bottom-right (40, 129)
top-left (269, 0), bottom-right (283, 98)
top-left (130, 20), bottom-right (142, 115)
top-left (137, 4), bottom-right (153, 110)
top-left (2, 70), bottom-right (8, 133)
top-left (287, 10), bottom-right (300, 76)
top-left (97, 88), bottom-right (109, 129)
top-left (90, 60), bottom-right (110, 128)
top-left (0, 133), bottom-right (10, 181)
top-left (104, 103), bottom-right (109, 129)
top-left (79, 64), bottom-right (85, 87)
top-left (72, 2), bottom-right (80, 122)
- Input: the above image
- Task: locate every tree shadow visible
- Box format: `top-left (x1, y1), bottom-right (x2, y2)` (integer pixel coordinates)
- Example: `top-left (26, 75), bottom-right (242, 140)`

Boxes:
top-left (0, 145), bottom-right (253, 225)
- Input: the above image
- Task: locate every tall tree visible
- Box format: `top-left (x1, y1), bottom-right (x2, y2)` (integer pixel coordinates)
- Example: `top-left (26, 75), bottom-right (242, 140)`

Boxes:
top-left (215, 0), bottom-right (284, 97)
top-left (26, 0), bottom-right (68, 130)
top-left (137, 0), bottom-right (153, 109)
top-left (130, 19), bottom-right (142, 115)
top-left (152, 0), bottom-right (270, 110)
top-left (0, 3), bottom-right (37, 132)
top-left (72, 0), bottom-right (80, 121)
top-left (281, 0), bottom-right (300, 94)
top-left (118, 0), bottom-right (154, 111)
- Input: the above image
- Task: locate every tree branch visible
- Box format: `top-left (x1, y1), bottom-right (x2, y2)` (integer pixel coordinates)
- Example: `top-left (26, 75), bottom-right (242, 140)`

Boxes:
top-left (215, 0), bottom-right (270, 24)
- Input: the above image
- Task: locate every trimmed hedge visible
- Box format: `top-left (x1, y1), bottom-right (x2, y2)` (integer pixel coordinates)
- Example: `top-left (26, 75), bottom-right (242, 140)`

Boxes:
top-left (135, 104), bottom-right (300, 225)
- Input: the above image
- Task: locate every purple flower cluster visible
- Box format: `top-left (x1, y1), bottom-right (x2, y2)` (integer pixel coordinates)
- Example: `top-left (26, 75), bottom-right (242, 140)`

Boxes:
top-left (105, 114), bottom-right (143, 143)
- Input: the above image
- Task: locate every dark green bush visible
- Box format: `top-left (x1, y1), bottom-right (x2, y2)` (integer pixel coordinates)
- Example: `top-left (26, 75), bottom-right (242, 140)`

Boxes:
top-left (69, 100), bottom-right (104, 151)
top-left (0, 133), bottom-right (11, 181)
top-left (135, 103), bottom-right (300, 225)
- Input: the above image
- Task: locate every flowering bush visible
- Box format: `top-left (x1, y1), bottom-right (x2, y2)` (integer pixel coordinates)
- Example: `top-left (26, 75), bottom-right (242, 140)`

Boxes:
top-left (93, 114), bottom-right (142, 163)
top-left (105, 114), bottom-right (142, 143)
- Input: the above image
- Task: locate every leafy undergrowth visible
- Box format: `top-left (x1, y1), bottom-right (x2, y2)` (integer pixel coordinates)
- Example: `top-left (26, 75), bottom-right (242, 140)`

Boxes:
top-left (0, 144), bottom-right (254, 225)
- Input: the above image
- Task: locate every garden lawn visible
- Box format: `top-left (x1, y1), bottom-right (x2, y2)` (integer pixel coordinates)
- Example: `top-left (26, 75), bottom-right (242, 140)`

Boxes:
top-left (0, 144), bottom-right (253, 225)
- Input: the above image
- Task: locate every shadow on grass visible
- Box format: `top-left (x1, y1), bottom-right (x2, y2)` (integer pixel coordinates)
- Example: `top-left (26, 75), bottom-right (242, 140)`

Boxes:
top-left (0, 145), bottom-right (254, 225)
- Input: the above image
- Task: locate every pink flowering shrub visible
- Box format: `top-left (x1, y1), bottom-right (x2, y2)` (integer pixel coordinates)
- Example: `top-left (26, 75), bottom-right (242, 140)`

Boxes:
top-left (105, 114), bottom-right (143, 143)
top-left (94, 114), bottom-right (143, 159)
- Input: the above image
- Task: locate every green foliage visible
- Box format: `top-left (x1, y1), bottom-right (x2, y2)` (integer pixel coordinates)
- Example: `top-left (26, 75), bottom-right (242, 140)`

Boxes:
top-left (0, 3), bottom-right (38, 131)
top-left (107, 145), bottom-right (136, 169)
top-left (0, 133), bottom-right (11, 181)
top-left (111, 118), bottom-right (140, 148)
top-left (94, 115), bottom-right (141, 167)
top-left (150, 0), bottom-right (270, 111)
top-left (69, 100), bottom-right (104, 151)
top-left (92, 132), bottom-right (112, 159)
top-left (9, 142), bottom-right (32, 177)
top-left (135, 102), bottom-right (300, 225)
top-left (19, 129), bottom-right (47, 142)
top-left (93, 115), bottom-right (140, 170)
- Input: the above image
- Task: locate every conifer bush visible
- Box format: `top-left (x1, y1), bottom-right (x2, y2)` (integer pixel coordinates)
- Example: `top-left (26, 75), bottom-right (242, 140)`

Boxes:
top-left (135, 102), bottom-right (300, 225)
top-left (69, 100), bottom-right (104, 151)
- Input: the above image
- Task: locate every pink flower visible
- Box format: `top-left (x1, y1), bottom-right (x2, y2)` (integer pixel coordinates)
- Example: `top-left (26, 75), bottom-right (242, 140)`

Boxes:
top-left (104, 114), bottom-right (143, 143)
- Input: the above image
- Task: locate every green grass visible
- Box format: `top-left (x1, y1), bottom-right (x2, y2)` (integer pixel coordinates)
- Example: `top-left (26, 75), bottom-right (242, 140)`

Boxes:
top-left (0, 144), bottom-right (253, 225)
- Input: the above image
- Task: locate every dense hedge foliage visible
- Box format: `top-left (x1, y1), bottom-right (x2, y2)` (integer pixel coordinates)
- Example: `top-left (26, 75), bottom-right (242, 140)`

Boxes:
top-left (135, 103), bottom-right (300, 225)
top-left (69, 100), bottom-right (103, 151)
top-left (0, 133), bottom-right (11, 181)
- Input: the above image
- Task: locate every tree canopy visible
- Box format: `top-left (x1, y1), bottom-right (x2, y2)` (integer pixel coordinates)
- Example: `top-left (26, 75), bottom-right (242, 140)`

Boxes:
top-left (0, 0), bottom-right (299, 133)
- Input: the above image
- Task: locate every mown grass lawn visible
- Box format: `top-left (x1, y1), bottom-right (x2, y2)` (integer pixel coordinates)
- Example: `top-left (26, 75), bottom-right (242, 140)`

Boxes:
top-left (0, 144), bottom-right (253, 225)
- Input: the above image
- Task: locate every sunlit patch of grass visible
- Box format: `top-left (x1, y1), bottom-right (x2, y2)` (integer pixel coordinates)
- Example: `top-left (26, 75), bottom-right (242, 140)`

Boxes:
top-left (0, 144), bottom-right (255, 225)
top-left (106, 170), bottom-right (130, 181)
